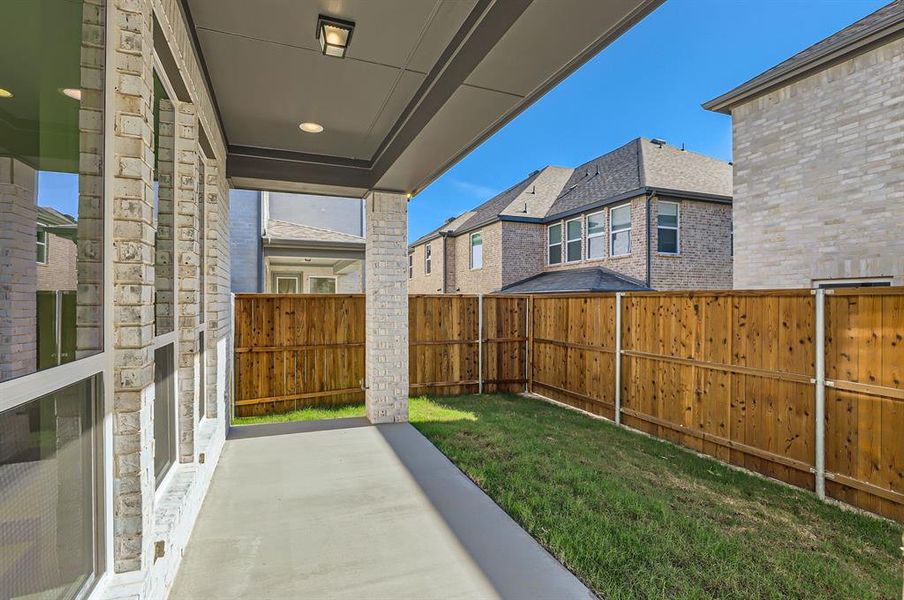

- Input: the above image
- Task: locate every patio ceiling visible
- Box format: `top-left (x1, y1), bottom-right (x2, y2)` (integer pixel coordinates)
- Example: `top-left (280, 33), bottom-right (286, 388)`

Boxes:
top-left (181, 0), bottom-right (663, 197)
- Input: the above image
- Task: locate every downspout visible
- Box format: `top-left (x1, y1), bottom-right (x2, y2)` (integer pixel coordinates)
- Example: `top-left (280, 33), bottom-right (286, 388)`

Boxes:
top-left (440, 232), bottom-right (448, 294)
top-left (645, 190), bottom-right (654, 288)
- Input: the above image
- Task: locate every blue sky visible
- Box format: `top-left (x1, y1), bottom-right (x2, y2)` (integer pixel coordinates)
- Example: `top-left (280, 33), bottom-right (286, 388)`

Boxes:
top-left (407, 0), bottom-right (886, 241)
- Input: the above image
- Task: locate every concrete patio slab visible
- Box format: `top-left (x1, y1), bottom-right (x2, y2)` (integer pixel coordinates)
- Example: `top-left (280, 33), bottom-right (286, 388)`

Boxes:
top-left (169, 418), bottom-right (594, 599)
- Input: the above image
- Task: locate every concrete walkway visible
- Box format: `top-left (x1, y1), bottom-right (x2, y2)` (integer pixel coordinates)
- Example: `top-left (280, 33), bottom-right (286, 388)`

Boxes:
top-left (170, 418), bottom-right (594, 599)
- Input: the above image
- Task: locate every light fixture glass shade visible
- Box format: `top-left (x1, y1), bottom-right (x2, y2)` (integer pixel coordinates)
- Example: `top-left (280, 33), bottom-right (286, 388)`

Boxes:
top-left (317, 15), bottom-right (354, 58)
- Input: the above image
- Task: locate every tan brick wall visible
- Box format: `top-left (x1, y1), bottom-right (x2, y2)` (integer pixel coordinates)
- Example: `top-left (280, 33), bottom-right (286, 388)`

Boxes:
top-left (36, 233), bottom-right (79, 291)
top-left (407, 237), bottom-right (446, 293)
top-left (731, 37), bottom-right (904, 289)
top-left (448, 222), bottom-right (502, 294)
top-left (650, 198), bottom-right (732, 290)
top-left (500, 221), bottom-right (545, 288)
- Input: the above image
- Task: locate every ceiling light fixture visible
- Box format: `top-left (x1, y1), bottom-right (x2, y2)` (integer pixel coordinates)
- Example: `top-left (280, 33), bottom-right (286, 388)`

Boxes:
top-left (299, 122), bottom-right (324, 134)
top-left (0, 88), bottom-right (12, 98)
top-left (61, 88), bottom-right (82, 101)
top-left (316, 15), bottom-right (355, 58)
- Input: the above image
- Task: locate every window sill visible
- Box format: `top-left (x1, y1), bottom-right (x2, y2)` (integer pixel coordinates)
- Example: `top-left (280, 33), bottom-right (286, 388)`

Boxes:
top-left (656, 252), bottom-right (681, 257)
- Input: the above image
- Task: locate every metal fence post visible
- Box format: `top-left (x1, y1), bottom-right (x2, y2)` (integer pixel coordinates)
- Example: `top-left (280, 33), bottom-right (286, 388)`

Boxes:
top-left (478, 293), bottom-right (484, 395)
top-left (814, 288), bottom-right (826, 500)
top-left (614, 292), bottom-right (623, 426)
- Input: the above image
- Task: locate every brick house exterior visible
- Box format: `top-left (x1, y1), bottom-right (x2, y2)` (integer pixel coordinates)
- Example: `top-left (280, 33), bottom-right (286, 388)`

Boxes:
top-left (704, 1), bottom-right (904, 289)
top-left (408, 138), bottom-right (733, 294)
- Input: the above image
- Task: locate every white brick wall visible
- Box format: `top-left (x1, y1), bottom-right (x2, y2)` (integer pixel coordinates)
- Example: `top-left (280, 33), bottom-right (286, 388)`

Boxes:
top-left (365, 192), bottom-right (408, 423)
top-left (731, 37), bottom-right (904, 288)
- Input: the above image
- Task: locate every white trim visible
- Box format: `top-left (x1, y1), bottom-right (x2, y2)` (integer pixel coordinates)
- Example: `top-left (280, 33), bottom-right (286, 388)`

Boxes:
top-left (812, 277), bottom-right (893, 289)
top-left (152, 330), bottom-right (178, 350)
top-left (36, 225), bottom-right (48, 264)
top-left (564, 217), bottom-right (582, 263)
top-left (609, 203), bottom-right (632, 257)
top-left (656, 200), bottom-right (680, 255)
top-left (408, 253), bottom-right (413, 279)
top-left (547, 222), bottom-right (563, 265)
top-left (0, 353), bottom-right (105, 412)
top-left (275, 275), bottom-right (299, 293)
top-left (586, 210), bottom-right (606, 260)
top-left (308, 275), bottom-right (338, 294)
top-left (424, 242), bottom-right (432, 274)
top-left (469, 231), bottom-right (483, 270)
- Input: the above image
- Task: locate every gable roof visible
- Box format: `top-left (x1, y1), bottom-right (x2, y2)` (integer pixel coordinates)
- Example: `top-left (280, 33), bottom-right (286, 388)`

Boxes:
top-left (704, 1), bottom-right (904, 114)
top-left (501, 266), bottom-right (650, 294)
top-left (409, 138), bottom-right (731, 248)
top-left (265, 219), bottom-right (365, 247)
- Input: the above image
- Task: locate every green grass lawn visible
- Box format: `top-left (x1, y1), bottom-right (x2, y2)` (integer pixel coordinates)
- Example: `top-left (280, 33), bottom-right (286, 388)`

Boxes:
top-left (237, 394), bottom-right (903, 599)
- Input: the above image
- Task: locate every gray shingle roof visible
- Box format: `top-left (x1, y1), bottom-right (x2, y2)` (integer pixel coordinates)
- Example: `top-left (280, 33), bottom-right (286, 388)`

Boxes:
top-left (266, 219), bottom-right (365, 245)
top-left (501, 267), bottom-right (650, 294)
top-left (704, 1), bottom-right (904, 113)
top-left (409, 138), bottom-right (731, 248)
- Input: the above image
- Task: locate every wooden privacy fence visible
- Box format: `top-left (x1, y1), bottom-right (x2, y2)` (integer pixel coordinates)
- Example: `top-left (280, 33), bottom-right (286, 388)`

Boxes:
top-left (233, 288), bottom-right (904, 522)
top-left (233, 294), bottom-right (527, 417)
top-left (528, 288), bottom-right (904, 523)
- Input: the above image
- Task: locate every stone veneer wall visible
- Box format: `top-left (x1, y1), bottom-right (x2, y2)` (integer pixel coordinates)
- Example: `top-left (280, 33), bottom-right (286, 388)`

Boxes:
top-left (731, 36), bottom-right (904, 288)
top-left (365, 191), bottom-right (408, 423)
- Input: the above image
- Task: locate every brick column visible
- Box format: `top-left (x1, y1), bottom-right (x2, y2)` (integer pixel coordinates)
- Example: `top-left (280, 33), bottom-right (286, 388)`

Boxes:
top-left (0, 158), bottom-right (37, 380)
top-left (110, 0), bottom-right (155, 574)
top-left (364, 191), bottom-right (408, 423)
top-left (174, 103), bottom-right (200, 462)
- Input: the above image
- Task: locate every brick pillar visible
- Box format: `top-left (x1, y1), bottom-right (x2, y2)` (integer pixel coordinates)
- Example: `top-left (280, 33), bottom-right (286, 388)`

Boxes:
top-left (202, 158), bottom-right (223, 417)
top-left (110, 0), bottom-right (155, 574)
top-left (0, 157), bottom-right (37, 381)
top-left (364, 191), bottom-right (408, 423)
top-left (174, 103), bottom-right (200, 461)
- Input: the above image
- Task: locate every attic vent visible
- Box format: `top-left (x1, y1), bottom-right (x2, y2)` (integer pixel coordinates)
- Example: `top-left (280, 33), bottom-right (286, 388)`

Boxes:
top-left (445, 216), bottom-right (455, 223)
top-left (651, 138), bottom-right (667, 147)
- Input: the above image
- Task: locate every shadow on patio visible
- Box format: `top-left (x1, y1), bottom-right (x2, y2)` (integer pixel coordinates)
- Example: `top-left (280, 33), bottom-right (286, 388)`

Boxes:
top-left (169, 417), bottom-right (593, 599)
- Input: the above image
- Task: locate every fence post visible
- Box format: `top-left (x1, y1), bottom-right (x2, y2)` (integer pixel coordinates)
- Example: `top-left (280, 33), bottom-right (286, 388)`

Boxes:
top-left (524, 296), bottom-right (530, 393)
top-left (478, 293), bottom-right (484, 395)
top-left (814, 288), bottom-right (826, 500)
top-left (614, 292), bottom-right (623, 426)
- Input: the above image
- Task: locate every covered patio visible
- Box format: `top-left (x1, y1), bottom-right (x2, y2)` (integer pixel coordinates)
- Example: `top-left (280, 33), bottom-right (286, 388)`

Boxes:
top-left (170, 419), bottom-right (592, 599)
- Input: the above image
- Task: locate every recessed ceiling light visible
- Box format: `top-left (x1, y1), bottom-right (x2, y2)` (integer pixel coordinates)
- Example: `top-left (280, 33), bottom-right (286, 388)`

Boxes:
top-left (299, 122), bottom-right (324, 134)
top-left (316, 15), bottom-right (355, 58)
top-left (61, 88), bottom-right (82, 101)
top-left (0, 88), bottom-right (12, 98)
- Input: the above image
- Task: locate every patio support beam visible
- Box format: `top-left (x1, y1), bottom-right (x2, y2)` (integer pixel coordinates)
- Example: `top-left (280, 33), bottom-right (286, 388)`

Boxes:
top-left (364, 191), bottom-right (409, 423)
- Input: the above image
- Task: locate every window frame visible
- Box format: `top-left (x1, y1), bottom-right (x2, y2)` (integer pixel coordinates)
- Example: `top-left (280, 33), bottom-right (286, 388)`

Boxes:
top-left (656, 200), bottom-right (680, 255)
top-left (470, 231), bottom-right (483, 270)
top-left (408, 253), bottom-right (413, 279)
top-left (547, 223), bottom-right (563, 265)
top-left (609, 204), bottom-right (632, 257)
top-left (425, 243), bottom-right (432, 274)
top-left (36, 225), bottom-right (48, 264)
top-left (308, 276), bottom-right (338, 294)
top-left (565, 217), bottom-right (582, 263)
top-left (813, 278), bottom-right (893, 289)
top-left (585, 210), bottom-right (606, 260)
top-left (274, 275), bottom-right (299, 294)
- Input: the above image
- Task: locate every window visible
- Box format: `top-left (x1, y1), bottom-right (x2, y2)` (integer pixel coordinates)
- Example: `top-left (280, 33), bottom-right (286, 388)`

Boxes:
top-left (425, 244), bottom-right (432, 274)
top-left (309, 277), bottom-right (337, 294)
top-left (0, 376), bottom-right (105, 600)
top-left (610, 204), bottom-right (631, 256)
top-left (0, 0), bottom-right (106, 383)
top-left (198, 158), bottom-right (206, 319)
top-left (408, 254), bottom-right (413, 278)
top-left (36, 227), bottom-right (48, 264)
top-left (470, 232), bottom-right (483, 269)
top-left (565, 218), bottom-right (582, 262)
top-left (197, 331), bottom-right (205, 421)
top-left (586, 211), bottom-right (605, 259)
top-left (153, 72), bottom-right (175, 336)
top-left (657, 201), bottom-right (679, 254)
top-left (275, 276), bottom-right (298, 294)
top-left (814, 278), bottom-right (893, 289)
top-left (154, 344), bottom-right (176, 487)
top-left (548, 223), bottom-right (562, 265)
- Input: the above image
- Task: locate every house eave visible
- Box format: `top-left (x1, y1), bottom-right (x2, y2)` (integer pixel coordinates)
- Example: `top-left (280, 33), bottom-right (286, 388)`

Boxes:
top-left (703, 15), bottom-right (904, 114)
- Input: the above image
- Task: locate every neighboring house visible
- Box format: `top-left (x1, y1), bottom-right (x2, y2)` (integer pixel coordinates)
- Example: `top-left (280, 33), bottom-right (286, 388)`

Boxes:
top-left (408, 138), bottom-right (733, 294)
top-left (35, 206), bottom-right (78, 369)
top-left (230, 191), bottom-right (366, 293)
top-left (704, 1), bottom-right (904, 289)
